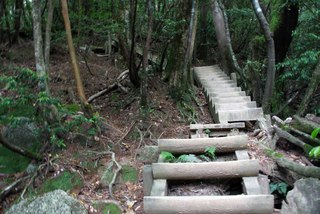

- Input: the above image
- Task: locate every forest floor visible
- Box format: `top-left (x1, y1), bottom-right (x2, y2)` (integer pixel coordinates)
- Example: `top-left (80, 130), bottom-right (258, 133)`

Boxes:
top-left (0, 41), bottom-right (314, 213)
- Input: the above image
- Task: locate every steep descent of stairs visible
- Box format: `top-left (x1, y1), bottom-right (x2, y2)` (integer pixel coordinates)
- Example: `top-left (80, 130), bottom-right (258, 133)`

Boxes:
top-left (194, 65), bottom-right (263, 123)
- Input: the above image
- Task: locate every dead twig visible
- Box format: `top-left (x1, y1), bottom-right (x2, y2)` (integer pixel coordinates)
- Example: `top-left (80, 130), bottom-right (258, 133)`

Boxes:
top-left (87, 70), bottom-right (129, 103)
top-left (0, 176), bottom-right (30, 202)
top-left (117, 121), bottom-right (136, 144)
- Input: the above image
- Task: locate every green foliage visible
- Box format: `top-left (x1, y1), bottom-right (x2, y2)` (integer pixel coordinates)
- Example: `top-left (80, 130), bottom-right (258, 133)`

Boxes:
top-left (270, 182), bottom-right (289, 195)
top-left (309, 146), bottom-right (320, 159)
top-left (177, 154), bottom-right (201, 163)
top-left (309, 127), bottom-right (320, 159)
top-left (121, 165), bottom-right (138, 183)
top-left (311, 127), bottom-right (320, 139)
top-left (160, 151), bottom-right (175, 162)
top-left (204, 146), bottom-right (217, 159)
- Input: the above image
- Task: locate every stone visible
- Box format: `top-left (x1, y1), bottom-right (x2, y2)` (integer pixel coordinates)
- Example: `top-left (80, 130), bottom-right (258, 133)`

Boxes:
top-left (93, 200), bottom-right (122, 214)
top-left (281, 178), bottom-right (320, 214)
top-left (136, 146), bottom-right (159, 163)
top-left (3, 117), bottom-right (41, 151)
top-left (5, 190), bottom-right (87, 214)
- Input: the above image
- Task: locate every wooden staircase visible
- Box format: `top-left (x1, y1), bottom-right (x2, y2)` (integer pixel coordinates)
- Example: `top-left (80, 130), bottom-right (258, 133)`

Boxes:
top-left (142, 65), bottom-right (273, 213)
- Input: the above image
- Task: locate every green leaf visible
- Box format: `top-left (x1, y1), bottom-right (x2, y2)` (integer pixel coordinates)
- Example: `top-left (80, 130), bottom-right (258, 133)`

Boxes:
top-left (278, 182), bottom-right (288, 195)
top-left (160, 151), bottom-right (175, 162)
top-left (311, 127), bottom-right (320, 139)
top-left (309, 146), bottom-right (320, 159)
top-left (177, 154), bottom-right (202, 163)
top-left (269, 183), bottom-right (278, 194)
top-left (204, 146), bottom-right (216, 159)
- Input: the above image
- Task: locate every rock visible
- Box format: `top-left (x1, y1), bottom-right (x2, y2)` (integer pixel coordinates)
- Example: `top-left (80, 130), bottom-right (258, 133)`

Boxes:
top-left (93, 200), bottom-right (122, 214)
top-left (3, 117), bottom-right (41, 151)
top-left (136, 146), bottom-right (159, 163)
top-left (99, 162), bottom-right (115, 187)
top-left (281, 178), bottom-right (320, 214)
top-left (5, 190), bottom-right (87, 214)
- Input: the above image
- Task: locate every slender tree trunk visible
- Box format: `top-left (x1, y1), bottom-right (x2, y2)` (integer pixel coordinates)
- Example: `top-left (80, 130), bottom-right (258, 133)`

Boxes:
top-left (252, 0), bottom-right (276, 113)
top-left (211, 0), bottom-right (229, 75)
top-left (32, 0), bottom-right (49, 94)
top-left (44, 0), bottom-right (54, 70)
top-left (12, 0), bottom-right (23, 44)
top-left (128, 0), bottom-right (140, 87)
top-left (3, 0), bottom-right (11, 45)
top-left (198, 0), bottom-right (208, 60)
top-left (183, 0), bottom-right (198, 86)
top-left (61, 0), bottom-right (87, 104)
top-left (297, 59), bottom-right (320, 116)
top-left (141, 0), bottom-right (153, 108)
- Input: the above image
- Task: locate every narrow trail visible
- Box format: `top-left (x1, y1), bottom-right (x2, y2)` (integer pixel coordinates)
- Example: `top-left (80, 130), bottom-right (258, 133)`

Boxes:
top-left (143, 65), bottom-right (274, 214)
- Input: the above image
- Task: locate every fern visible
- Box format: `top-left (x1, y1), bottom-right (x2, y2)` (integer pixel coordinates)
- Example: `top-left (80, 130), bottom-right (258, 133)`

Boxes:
top-left (160, 151), bottom-right (175, 162)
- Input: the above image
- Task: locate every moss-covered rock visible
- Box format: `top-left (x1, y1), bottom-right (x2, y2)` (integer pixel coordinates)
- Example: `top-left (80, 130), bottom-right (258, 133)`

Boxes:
top-left (37, 171), bottom-right (83, 195)
top-left (93, 201), bottom-right (122, 214)
top-left (120, 165), bottom-right (138, 183)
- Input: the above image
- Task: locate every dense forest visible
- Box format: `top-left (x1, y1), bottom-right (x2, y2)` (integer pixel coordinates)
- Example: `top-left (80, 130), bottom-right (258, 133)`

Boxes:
top-left (0, 0), bottom-right (319, 213)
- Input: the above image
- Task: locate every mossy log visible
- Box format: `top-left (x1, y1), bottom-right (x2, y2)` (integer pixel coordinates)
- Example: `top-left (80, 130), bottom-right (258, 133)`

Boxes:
top-left (273, 116), bottom-right (320, 145)
top-left (273, 126), bottom-right (312, 153)
top-left (276, 157), bottom-right (320, 179)
top-left (292, 115), bottom-right (320, 134)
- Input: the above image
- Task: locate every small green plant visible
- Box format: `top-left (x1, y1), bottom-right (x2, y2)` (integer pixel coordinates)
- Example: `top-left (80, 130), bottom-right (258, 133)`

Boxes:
top-left (177, 154), bottom-right (201, 163)
top-left (204, 129), bottom-right (211, 135)
top-left (309, 127), bottom-right (320, 159)
top-left (204, 146), bottom-right (216, 159)
top-left (270, 182), bottom-right (289, 196)
top-left (160, 151), bottom-right (175, 162)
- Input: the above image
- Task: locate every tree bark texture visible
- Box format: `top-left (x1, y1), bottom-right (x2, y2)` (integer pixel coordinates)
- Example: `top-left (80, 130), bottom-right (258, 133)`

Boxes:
top-left (141, 0), bottom-right (153, 107)
top-left (211, 0), bottom-right (229, 75)
top-left (273, 2), bottom-right (299, 64)
top-left (12, 0), bottom-right (23, 44)
top-left (297, 58), bottom-right (320, 116)
top-left (32, 0), bottom-right (50, 94)
top-left (44, 0), bottom-right (54, 70)
top-left (292, 115), bottom-right (320, 134)
top-left (61, 0), bottom-right (87, 103)
top-left (197, 0), bottom-right (208, 60)
top-left (182, 0), bottom-right (198, 87)
top-left (128, 0), bottom-right (140, 87)
top-left (252, 0), bottom-right (276, 113)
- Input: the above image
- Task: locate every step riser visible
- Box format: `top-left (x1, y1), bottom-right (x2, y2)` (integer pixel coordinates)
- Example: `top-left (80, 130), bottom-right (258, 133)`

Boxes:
top-left (208, 91), bottom-right (246, 98)
top-left (144, 195), bottom-right (274, 214)
top-left (215, 102), bottom-right (257, 112)
top-left (152, 160), bottom-right (259, 180)
top-left (158, 135), bottom-right (248, 154)
top-left (217, 108), bottom-right (264, 123)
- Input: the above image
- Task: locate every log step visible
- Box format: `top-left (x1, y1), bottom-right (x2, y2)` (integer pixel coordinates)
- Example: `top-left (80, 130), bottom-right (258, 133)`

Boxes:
top-left (158, 135), bottom-right (248, 154)
top-left (190, 123), bottom-right (245, 130)
top-left (152, 160), bottom-right (259, 179)
top-left (144, 195), bottom-right (274, 214)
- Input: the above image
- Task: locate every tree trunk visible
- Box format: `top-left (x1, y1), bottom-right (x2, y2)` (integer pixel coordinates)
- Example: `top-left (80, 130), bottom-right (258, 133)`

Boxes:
top-left (32, 0), bottom-right (49, 94)
top-left (12, 0), bottom-right (23, 44)
top-left (61, 0), bottom-right (87, 104)
top-left (128, 0), bottom-right (140, 87)
top-left (0, 0), bottom-right (5, 42)
top-left (273, 2), bottom-right (299, 65)
top-left (211, 0), bottom-right (229, 75)
top-left (44, 0), bottom-right (54, 70)
top-left (297, 59), bottom-right (320, 116)
top-left (252, 0), bottom-right (276, 113)
top-left (197, 0), bottom-right (208, 60)
top-left (292, 115), bottom-right (320, 134)
top-left (141, 0), bottom-right (153, 108)
top-left (182, 0), bottom-right (198, 87)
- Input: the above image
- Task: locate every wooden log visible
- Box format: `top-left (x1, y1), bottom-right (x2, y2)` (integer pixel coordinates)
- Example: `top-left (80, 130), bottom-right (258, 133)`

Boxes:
top-left (273, 116), bottom-right (320, 145)
top-left (276, 157), bottom-right (320, 179)
top-left (190, 122), bottom-right (245, 130)
top-left (273, 126), bottom-right (312, 152)
top-left (152, 160), bottom-right (259, 179)
top-left (158, 135), bottom-right (248, 154)
top-left (292, 115), bottom-right (319, 134)
top-left (144, 195), bottom-right (274, 214)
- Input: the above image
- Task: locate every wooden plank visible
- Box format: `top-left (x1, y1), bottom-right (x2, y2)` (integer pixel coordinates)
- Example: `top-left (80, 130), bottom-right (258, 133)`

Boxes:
top-left (143, 165), bottom-right (153, 196)
top-left (150, 179), bottom-right (167, 196)
top-left (158, 135), bottom-right (248, 154)
top-left (190, 122), bottom-right (245, 130)
top-left (235, 150), bottom-right (263, 195)
top-left (152, 160), bottom-right (259, 180)
top-left (144, 195), bottom-right (274, 214)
